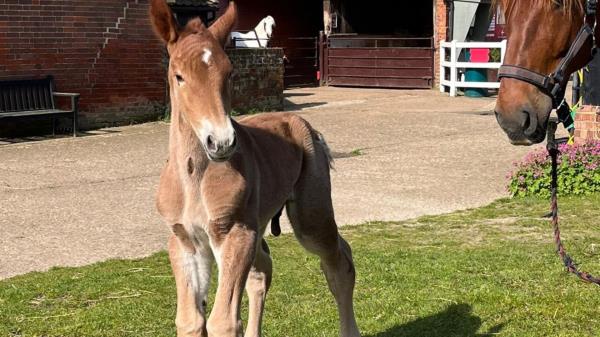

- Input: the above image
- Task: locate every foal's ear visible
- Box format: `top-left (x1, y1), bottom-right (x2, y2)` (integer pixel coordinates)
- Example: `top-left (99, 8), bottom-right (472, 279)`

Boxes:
top-left (150, 0), bottom-right (179, 43)
top-left (209, 1), bottom-right (238, 47)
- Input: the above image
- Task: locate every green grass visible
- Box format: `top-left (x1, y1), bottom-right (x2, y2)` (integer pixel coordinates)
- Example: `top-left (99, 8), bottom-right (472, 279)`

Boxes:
top-left (350, 148), bottom-right (365, 157)
top-left (2, 195), bottom-right (600, 336)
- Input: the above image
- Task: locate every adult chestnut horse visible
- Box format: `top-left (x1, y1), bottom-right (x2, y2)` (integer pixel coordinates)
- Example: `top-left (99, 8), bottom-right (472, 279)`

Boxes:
top-left (150, 1), bottom-right (360, 337)
top-left (495, 0), bottom-right (598, 145)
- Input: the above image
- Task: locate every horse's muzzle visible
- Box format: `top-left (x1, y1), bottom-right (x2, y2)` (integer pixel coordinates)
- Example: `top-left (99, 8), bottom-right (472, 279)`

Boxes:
top-left (495, 110), bottom-right (547, 146)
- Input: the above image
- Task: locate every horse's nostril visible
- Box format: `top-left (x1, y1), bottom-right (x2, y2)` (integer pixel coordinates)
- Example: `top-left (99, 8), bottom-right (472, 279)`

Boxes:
top-left (522, 111), bottom-right (531, 131)
top-left (206, 135), bottom-right (216, 152)
top-left (522, 110), bottom-right (540, 137)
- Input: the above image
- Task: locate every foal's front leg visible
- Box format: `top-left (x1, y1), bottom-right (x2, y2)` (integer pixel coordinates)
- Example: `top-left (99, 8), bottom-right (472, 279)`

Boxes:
top-left (169, 231), bottom-right (214, 337)
top-left (207, 223), bottom-right (257, 337)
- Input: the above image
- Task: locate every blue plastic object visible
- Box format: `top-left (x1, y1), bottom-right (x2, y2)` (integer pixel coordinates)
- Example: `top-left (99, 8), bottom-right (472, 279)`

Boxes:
top-left (464, 50), bottom-right (489, 97)
top-left (464, 69), bottom-right (488, 97)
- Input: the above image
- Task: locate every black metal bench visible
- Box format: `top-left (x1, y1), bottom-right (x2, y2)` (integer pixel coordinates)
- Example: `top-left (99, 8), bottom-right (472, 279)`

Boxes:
top-left (0, 76), bottom-right (80, 137)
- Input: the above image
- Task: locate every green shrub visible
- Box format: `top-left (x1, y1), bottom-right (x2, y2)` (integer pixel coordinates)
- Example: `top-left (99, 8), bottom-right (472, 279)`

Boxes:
top-left (507, 140), bottom-right (600, 198)
top-left (489, 48), bottom-right (502, 63)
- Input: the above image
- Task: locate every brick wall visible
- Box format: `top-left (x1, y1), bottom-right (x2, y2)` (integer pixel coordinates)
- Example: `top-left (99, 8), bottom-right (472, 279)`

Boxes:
top-left (434, 0), bottom-right (448, 87)
top-left (0, 0), bottom-right (166, 130)
top-left (228, 48), bottom-right (284, 114)
top-left (575, 105), bottom-right (600, 141)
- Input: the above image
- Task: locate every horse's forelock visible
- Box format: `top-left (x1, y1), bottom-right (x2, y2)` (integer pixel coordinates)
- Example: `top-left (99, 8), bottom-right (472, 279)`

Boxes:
top-left (182, 18), bottom-right (206, 35)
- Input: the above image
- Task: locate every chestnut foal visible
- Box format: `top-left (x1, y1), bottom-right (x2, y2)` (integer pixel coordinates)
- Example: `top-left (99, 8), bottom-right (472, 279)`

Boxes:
top-left (151, 1), bottom-right (360, 337)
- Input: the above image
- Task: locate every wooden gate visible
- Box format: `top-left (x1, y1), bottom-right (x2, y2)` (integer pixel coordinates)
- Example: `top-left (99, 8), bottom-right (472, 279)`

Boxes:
top-left (322, 36), bottom-right (434, 89)
top-left (271, 36), bottom-right (319, 88)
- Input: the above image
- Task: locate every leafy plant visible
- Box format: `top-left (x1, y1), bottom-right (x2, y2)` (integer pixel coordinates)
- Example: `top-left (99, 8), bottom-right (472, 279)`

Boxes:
top-left (159, 104), bottom-right (171, 122)
top-left (489, 48), bottom-right (501, 63)
top-left (507, 140), bottom-right (600, 197)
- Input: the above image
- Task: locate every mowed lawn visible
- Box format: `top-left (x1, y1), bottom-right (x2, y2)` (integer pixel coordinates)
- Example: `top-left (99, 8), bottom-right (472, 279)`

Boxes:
top-left (2, 196), bottom-right (600, 337)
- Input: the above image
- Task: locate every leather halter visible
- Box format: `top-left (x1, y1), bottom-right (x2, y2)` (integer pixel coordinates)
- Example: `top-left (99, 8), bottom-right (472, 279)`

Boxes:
top-left (498, 0), bottom-right (598, 108)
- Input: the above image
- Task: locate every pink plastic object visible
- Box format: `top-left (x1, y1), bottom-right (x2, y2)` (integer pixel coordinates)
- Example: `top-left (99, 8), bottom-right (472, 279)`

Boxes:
top-left (470, 48), bottom-right (490, 62)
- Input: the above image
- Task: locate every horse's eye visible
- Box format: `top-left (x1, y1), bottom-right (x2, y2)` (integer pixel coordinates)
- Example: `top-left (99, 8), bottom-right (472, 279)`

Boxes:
top-left (175, 74), bottom-right (185, 85)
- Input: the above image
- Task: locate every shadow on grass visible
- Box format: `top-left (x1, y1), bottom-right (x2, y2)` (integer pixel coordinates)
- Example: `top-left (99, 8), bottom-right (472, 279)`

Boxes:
top-left (366, 304), bottom-right (504, 337)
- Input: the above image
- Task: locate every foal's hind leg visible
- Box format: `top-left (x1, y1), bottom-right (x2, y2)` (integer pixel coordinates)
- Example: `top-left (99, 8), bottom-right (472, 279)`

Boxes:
top-left (285, 127), bottom-right (360, 337)
top-left (287, 192), bottom-right (360, 337)
top-left (244, 239), bottom-right (273, 337)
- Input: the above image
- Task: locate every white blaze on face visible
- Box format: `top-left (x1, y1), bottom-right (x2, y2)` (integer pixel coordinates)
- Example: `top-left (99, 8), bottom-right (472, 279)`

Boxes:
top-left (202, 48), bottom-right (212, 65)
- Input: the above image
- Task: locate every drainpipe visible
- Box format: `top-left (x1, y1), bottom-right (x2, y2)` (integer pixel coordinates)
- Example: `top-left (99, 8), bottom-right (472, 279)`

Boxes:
top-left (446, 0), bottom-right (454, 41)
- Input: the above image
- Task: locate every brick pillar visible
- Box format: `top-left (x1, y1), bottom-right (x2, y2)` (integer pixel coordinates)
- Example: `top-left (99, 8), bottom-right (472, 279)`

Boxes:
top-left (434, 0), bottom-right (448, 87)
top-left (575, 105), bottom-right (600, 140)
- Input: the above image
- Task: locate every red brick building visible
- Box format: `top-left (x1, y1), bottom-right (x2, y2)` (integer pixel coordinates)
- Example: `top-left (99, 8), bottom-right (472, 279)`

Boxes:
top-left (435, 0), bottom-right (449, 87)
top-left (0, 0), bottom-right (453, 130)
top-left (0, 0), bottom-right (172, 129)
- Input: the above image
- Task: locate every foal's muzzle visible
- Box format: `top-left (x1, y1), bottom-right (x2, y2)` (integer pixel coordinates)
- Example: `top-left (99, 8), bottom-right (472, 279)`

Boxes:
top-left (205, 131), bottom-right (237, 162)
top-left (197, 118), bottom-right (238, 162)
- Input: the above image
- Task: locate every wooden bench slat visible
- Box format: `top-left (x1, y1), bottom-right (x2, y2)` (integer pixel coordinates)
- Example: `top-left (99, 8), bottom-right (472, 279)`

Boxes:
top-left (0, 79), bottom-right (55, 112)
top-left (0, 76), bottom-right (80, 137)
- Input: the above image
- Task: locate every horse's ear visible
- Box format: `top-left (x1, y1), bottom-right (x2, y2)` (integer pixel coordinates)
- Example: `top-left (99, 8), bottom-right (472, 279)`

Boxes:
top-left (209, 1), bottom-right (238, 47)
top-left (150, 0), bottom-right (179, 43)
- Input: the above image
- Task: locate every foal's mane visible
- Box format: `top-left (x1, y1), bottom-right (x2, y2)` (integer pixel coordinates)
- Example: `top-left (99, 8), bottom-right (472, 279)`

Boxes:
top-left (494, 0), bottom-right (584, 17)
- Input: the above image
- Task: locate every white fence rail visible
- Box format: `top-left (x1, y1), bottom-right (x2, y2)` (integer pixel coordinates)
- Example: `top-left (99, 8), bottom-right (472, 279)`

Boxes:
top-left (440, 40), bottom-right (507, 97)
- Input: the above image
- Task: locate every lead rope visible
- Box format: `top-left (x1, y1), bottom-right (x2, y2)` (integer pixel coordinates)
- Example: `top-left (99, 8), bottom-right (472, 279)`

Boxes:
top-left (547, 122), bottom-right (600, 285)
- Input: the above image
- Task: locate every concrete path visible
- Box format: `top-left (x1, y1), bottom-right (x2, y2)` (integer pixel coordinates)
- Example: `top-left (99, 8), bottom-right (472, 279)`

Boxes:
top-left (0, 87), bottom-right (537, 279)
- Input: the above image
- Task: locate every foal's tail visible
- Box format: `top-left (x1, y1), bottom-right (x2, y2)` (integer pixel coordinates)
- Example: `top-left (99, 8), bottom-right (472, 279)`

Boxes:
top-left (313, 130), bottom-right (334, 170)
top-left (269, 115), bottom-right (334, 237)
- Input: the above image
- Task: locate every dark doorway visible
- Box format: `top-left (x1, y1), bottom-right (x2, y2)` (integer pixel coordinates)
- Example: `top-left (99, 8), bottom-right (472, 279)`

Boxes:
top-left (334, 0), bottom-right (433, 37)
top-left (221, 0), bottom-right (323, 88)
top-left (324, 0), bottom-right (435, 89)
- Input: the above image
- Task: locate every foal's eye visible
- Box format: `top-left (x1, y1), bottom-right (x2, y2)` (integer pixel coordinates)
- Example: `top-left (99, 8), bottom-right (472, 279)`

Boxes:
top-left (175, 74), bottom-right (185, 85)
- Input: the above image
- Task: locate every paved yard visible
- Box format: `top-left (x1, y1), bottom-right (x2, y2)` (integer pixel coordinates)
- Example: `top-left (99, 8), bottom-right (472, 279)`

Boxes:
top-left (0, 87), bottom-right (537, 279)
